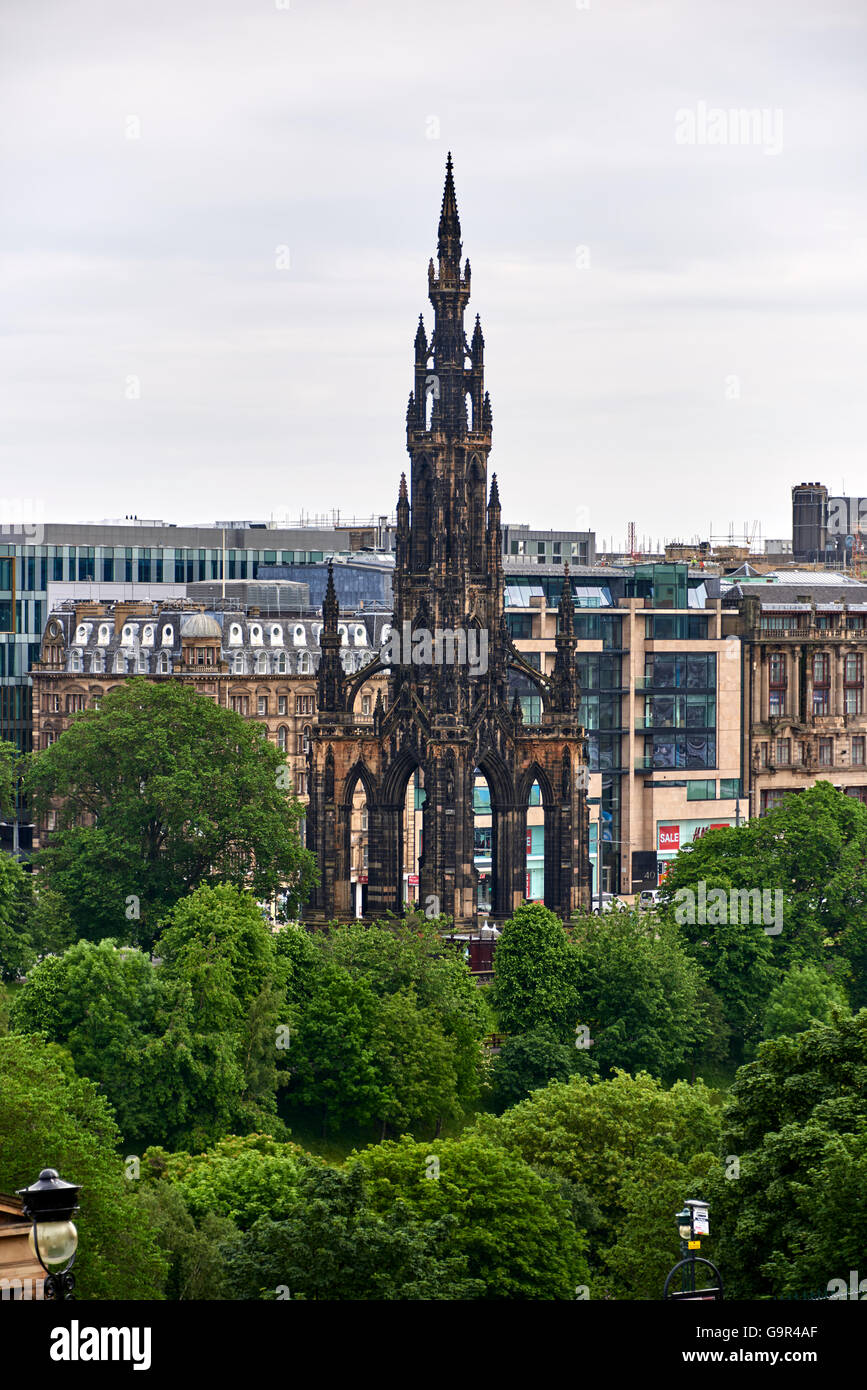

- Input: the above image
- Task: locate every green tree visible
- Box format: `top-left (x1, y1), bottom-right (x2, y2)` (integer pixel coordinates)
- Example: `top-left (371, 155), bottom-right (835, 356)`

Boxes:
top-left (659, 781), bottom-right (867, 1009)
top-left (221, 1159), bottom-right (483, 1300)
top-left (570, 909), bottom-right (711, 1078)
top-left (762, 962), bottom-right (850, 1039)
top-left (10, 907), bottom-right (287, 1152)
top-left (284, 961), bottom-right (384, 1133)
top-left (132, 1181), bottom-right (236, 1300)
top-left (369, 989), bottom-right (461, 1136)
top-left (488, 1027), bottom-right (596, 1114)
top-left (141, 1133), bottom-right (308, 1230)
top-left (0, 851), bottom-right (33, 982)
top-left (353, 1133), bottom-right (591, 1299)
top-left (25, 679), bottom-right (316, 948)
top-left (319, 918), bottom-right (489, 1108)
top-left (0, 738), bottom-right (22, 820)
top-left (0, 1032), bottom-right (167, 1299)
top-left (473, 1069), bottom-right (722, 1297)
top-left (709, 1008), bottom-right (867, 1298)
top-left (491, 902), bottom-right (578, 1039)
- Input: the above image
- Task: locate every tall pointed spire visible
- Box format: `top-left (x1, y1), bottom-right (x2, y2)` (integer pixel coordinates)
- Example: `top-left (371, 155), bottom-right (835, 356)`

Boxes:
top-left (437, 151), bottom-right (462, 267)
top-left (558, 562), bottom-right (575, 636)
top-left (323, 559), bottom-right (339, 630)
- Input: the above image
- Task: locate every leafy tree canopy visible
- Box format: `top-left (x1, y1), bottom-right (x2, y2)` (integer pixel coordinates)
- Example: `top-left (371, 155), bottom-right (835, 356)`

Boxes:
top-left (25, 678), bottom-right (316, 948)
top-left (352, 1133), bottom-right (591, 1299)
top-left (0, 1032), bottom-right (167, 1299)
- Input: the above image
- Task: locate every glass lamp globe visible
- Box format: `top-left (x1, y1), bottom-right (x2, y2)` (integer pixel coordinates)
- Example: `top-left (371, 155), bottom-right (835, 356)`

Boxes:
top-left (678, 1224), bottom-right (691, 1240)
top-left (29, 1219), bottom-right (78, 1266)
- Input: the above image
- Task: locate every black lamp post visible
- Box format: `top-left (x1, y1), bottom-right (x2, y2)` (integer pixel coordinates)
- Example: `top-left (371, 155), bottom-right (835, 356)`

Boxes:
top-left (17, 1168), bottom-right (81, 1301)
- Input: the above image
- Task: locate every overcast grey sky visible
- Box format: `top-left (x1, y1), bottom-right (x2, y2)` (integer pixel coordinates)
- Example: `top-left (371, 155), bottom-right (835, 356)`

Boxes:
top-left (2, 0), bottom-right (865, 546)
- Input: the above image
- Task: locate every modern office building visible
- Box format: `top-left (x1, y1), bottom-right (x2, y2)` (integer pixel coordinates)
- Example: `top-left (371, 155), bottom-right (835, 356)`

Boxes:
top-left (504, 561), bottom-right (743, 896)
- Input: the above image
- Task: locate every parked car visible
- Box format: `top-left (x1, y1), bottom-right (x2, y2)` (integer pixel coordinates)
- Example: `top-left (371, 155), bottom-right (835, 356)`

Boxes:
top-left (592, 893), bottom-right (626, 915)
top-left (638, 889), bottom-right (661, 910)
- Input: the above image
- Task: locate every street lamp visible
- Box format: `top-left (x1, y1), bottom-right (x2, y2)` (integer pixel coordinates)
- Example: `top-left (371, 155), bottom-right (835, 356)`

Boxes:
top-left (17, 1168), bottom-right (81, 1301)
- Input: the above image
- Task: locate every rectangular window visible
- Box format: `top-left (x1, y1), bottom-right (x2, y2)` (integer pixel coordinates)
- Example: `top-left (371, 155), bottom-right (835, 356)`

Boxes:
top-left (278, 695), bottom-right (287, 715)
top-left (687, 779), bottom-right (716, 800)
top-left (813, 651), bottom-right (831, 715)
top-left (719, 778), bottom-right (740, 799)
top-left (776, 738), bottom-right (790, 765)
top-left (760, 789), bottom-right (786, 814)
top-left (845, 652), bottom-right (863, 714)
top-left (760, 742), bottom-right (768, 767)
top-left (361, 695), bottom-right (371, 715)
top-left (258, 696), bottom-right (267, 717)
top-left (818, 737), bottom-right (833, 767)
top-left (852, 736), bottom-right (866, 766)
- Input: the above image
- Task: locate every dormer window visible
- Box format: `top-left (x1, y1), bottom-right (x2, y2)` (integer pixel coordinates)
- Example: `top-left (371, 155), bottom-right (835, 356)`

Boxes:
top-left (293, 625), bottom-right (306, 647)
top-left (98, 624), bottom-right (110, 646)
top-left (75, 624), bottom-right (89, 645)
top-left (250, 624), bottom-right (263, 646)
top-left (270, 624), bottom-right (283, 646)
top-left (69, 649), bottom-right (83, 673)
top-left (255, 652), bottom-right (269, 675)
top-left (338, 624), bottom-right (348, 646)
top-left (354, 624), bottom-right (366, 646)
top-left (121, 625), bottom-right (135, 646)
top-left (275, 652), bottom-right (288, 674)
top-left (142, 625), bottom-right (155, 646)
top-left (114, 652), bottom-right (126, 674)
top-left (229, 623), bottom-right (243, 646)
top-left (233, 653), bottom-right (246, 675)
top-left (161, 625), bottom-right (173, 646)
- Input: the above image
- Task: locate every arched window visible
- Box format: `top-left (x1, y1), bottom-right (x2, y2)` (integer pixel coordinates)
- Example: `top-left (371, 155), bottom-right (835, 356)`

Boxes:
top-left (113, 651), bottom-right (126, 674)
top-left (298, 651), bottom-right (311, 675)
top-left (138, 651), bottom-right (149, 673)
top-left (91, 650), bottom-right (104, 674)
top-left (312, 624), bottom-right (322, 646)
top-left (412, 460), bottom-right (434, 570)
top-left (161, 625), bottom-right (173, 646)
top-left (233, 652), bottom-right (246, 676)
top-left (229, 623), bottom-right (243, 646)
top-left (97, 624), bottom-right (110, 646)
top-left (69, 649), bottom-right (83, 673)
top-left (142, 625), bottom-right (155, 646)
top-left (275, 652), bottom-right (288, 674)
top-left (354, 624), bottom-right (366, 646)
top-left (256, 651), bottom-right (269, 675)
top-left (277, 726), bottom-right (288, 752)
top-left (338, 624), bottom-right (348, 646)
top-left (250, 624), bottom-right (263, 646)
top-left (303, 724), bottom-right (311, 753)
top-left (467, 458), bottom-right (485, 570)
top-left (270, 624), bottom-right (283, 646)
top-left (75, 623), bottom-right (88, 645)
top-left (293, 624), bottom-right (306, 647)
top-left (121, 624), bottom-right (135, 646)
top-left (157, 652), bottom-right (171, 675)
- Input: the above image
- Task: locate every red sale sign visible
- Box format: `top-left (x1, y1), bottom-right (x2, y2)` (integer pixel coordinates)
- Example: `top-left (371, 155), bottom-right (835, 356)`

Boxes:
top-left (658, 824), bottom-right (680, 852)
